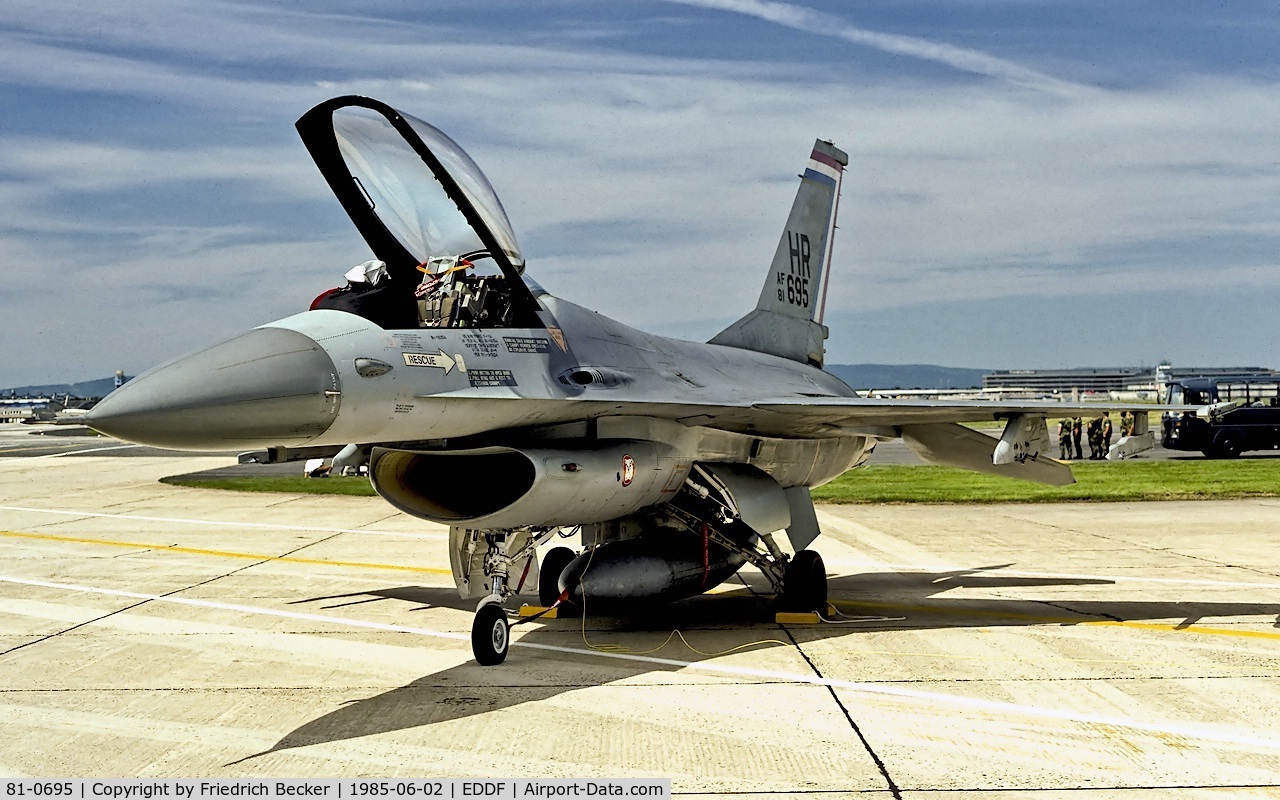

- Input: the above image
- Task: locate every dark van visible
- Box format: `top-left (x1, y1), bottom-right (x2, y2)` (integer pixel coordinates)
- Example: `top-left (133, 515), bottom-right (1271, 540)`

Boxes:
top-left (1162, 377), bottom-right (1280, 458)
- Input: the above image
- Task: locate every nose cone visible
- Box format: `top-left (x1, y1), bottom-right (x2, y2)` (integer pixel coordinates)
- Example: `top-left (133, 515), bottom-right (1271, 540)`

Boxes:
top-left (88, 327), bottom-right (340, 450)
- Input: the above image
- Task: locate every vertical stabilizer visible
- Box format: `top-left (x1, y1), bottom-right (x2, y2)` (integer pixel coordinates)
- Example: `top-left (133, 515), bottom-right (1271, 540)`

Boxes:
top-left (709, 140), bottom-right (847, 367)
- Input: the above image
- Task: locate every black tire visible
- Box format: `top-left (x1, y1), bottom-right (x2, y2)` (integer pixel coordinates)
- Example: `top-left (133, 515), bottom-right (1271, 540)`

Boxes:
top-left (471, 603), bottom-right (510, 666)
top-left (539, 546), bottom-right (577, 607)
top-left (778, 550), bottom-right (828, 613)
top-left (1213, 430), bottom-right (1243, 459)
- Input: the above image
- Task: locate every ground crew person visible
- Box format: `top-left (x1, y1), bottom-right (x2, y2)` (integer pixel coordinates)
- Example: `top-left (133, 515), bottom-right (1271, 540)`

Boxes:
top-left (1120, 410), bottom-right (1133, 438)
top-left (1100, 411), bottom-right (1113, 457)
top-left (1086, 415), bottom-right (1103, 459)
top-left (1072, 417), bottom-right (1083, 459)
top-left (1058, 418), bottom-right (1074, 459)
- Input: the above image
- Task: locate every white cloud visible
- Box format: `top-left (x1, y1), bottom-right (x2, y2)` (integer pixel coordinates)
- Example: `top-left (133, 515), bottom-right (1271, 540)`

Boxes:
top-left (1, 2), bottom-right (1279, 383)
top-left (0, 138), bottom-right (314, 196)
top-left (664, 0), bottom-right (1095, 98)
top-left (0, 234), bottom-right (371, 385)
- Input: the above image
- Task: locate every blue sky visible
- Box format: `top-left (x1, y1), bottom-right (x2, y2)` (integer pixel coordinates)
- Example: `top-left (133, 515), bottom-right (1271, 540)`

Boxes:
top-left (2, 1), bottom-right (1279, 386)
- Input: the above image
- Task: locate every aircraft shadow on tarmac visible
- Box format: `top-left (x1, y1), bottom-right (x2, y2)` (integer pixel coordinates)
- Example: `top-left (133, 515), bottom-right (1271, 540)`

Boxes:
top-left (826, 565), bottom-right (1280, 632)
top-left (227, 565), bottom-right (1280, 764)
top-left (231, 585), bottom-right (777, 764)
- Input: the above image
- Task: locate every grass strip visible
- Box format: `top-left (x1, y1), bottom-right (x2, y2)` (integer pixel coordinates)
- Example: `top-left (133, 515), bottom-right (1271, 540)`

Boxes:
top-left (160, 475), bottom-right (378, 496)
top-left (163, 457), bottom-right (1280, 504)
top-left (811, 459), bottom-right (1280, 504)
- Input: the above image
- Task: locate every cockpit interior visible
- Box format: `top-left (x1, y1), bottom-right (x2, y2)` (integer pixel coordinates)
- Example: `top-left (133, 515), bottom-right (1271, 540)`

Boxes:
top-left (311, 251), bottom-right (539, 331)
top-left (296, 96), bottom-right (548, 332)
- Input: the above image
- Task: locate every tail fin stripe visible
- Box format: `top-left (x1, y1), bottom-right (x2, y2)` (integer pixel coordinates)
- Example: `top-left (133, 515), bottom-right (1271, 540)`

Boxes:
top-left (809, 149), bottom-right (845, 171)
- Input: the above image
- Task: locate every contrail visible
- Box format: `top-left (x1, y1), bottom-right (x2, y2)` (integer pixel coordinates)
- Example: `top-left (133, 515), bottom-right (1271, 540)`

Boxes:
top-left (666, 0), bottom-right (1093, 98)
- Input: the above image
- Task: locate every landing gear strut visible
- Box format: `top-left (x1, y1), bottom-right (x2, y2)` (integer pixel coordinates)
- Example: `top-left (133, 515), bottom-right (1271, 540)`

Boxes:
top-left (669, 471), bottom-right (830, 614)
top-left (461, 526), bottom-right (566, 665)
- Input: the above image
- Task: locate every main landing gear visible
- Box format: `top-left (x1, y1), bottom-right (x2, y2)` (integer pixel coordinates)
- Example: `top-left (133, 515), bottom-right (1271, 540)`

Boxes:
top-left (668, 472), bottom-right (829, 616)
top-left (461, 513), bottom-right (831, 665)
top-left (777, 549), bottom-right (828, 613)
top-left (539, 546), bottom-right (577, 607)
top-left (669, 509), bottom-right (829, 614)
top-left (697, 526), bottom-right (828, 615)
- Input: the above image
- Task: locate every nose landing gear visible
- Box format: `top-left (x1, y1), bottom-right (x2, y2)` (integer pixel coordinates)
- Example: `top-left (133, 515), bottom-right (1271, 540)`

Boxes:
top-left (461, 527), bottom-right (573, 665)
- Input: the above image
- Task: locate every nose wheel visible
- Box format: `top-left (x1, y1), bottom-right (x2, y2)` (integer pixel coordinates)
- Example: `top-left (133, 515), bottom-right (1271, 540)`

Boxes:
top-left (471, 602), bottom-right (510, 665)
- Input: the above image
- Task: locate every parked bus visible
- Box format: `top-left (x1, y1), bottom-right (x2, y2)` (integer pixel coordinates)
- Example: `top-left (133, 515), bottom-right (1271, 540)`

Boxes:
top-left (1162, 376), bottom-right (1280, 457)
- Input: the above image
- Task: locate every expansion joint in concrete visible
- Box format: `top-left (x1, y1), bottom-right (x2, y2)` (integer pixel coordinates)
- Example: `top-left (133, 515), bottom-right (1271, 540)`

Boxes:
top-left (775, 621), bottom-right (903, 800)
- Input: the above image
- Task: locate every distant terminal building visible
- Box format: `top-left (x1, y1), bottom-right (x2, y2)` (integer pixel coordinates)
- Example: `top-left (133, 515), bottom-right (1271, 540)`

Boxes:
top-left (984, 367), bottom-right (1148, 395)
top-left (0, 397), bottom-right (55, 423)
top-left (983, 364), bottom-right (1280, 398)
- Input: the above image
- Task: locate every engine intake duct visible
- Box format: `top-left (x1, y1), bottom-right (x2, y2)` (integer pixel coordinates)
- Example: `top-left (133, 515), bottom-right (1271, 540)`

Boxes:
top-left (371, 449), bottom-right (535, 522)
top-left (369, 441), bottom-right (690, 529)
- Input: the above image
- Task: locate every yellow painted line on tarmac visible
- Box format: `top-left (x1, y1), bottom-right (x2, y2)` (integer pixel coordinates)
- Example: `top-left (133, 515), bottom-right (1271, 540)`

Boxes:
top-left (1088, 618), bottom-right (1280, 642)
top-left (8, 573), bottom-right (1280, 753)
top-left (8, 527), bottom-right (1276, 641)
top-left (835, 599), bottom-right (1280, 643)
top-left (817, 644), bottom-right (1279, 670)
top-left (0, 529), bottom-right (452, 576)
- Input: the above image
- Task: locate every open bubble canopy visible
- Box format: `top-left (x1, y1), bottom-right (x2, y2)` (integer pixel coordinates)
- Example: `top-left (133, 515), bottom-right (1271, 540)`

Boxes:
top-left (295, 96), bottom-right (526, 284)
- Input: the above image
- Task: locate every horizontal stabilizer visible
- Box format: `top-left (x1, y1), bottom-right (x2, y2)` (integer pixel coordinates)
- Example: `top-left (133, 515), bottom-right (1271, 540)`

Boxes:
top-left (710, 310), bottom-right (828, 368)
top-left (901, 422), bottom-right (1075, 486)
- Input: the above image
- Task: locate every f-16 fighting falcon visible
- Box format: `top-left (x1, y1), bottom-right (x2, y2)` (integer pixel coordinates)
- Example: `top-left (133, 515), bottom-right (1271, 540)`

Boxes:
top-left (87, 96), bottom-right (1159, 665)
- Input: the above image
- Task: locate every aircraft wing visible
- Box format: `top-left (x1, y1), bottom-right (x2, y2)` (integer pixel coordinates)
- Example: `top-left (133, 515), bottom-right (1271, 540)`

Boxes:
top-left (520, 395), bottom-right (1166, 436)
top-left (522, 395), bottom-right (1176, 487)
top-left (753, 397), bottom-right (1159, 429)
top-left (752, 396), bottom-right (1178, 485)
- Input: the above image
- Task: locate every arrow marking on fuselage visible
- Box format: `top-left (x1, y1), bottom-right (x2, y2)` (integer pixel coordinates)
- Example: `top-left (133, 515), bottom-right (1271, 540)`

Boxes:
top-left (403, 350), bottom-right (456, 374)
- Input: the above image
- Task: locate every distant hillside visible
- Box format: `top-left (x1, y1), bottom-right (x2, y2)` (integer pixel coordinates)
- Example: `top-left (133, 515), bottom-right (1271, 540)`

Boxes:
top-left (2, 377), bottom-right (125, 399)
top-left (825, 363), bottom-right (987, 390)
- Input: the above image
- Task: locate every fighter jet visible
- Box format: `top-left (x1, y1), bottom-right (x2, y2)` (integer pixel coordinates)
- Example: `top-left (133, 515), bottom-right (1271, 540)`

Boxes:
top-left (87, 95), bottom-right (1154, 665)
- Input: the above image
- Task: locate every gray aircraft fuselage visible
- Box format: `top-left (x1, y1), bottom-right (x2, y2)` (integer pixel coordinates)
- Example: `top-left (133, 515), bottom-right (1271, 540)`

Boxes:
top-left (87, 293), bottom-right (873, 490)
